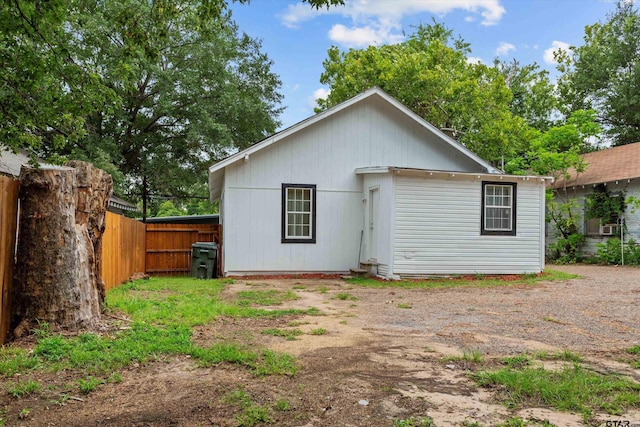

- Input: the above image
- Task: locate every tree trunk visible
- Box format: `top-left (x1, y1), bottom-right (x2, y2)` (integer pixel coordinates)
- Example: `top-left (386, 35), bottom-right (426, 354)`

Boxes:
top-left (66, 160), bottom-right (112, 303)
top-left (11, 162), bottom-right (113, 336)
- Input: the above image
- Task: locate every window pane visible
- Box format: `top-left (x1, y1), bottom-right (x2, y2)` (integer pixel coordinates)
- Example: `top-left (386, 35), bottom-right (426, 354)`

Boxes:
top-left (284, 185), bottom-right (314, 240)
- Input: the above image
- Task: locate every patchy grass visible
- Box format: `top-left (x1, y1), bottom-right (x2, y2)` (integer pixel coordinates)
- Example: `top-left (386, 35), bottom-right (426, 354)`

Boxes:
top-left (474, 361), bottom-right (640, 421)
top-left (333, 292), bottom-right (358, 301)
top-left (626, 345), bottom-right (640, 368)
top-left (346, 269), bottom-right (576, 290)
top-left (108, 277), bottom-right (308, 326)
top-left (308, 328), bottom-right (327, 336)
top-left (0, 276), bottom-right (303, 401)
top-left (223, 389), bottom-right (273, 427)
top-left (397, 303), bottom-right (412, 309)
top-left (443, 349), bottom-right (484, 364)
top-left (534, 350), bottom-right (583, 363)
top-left (6, 379), bottom-right (41, 398)
top-left (261, 328), bottom-right (304, 340)
top-left (392, 416), bottom-right (434, 426)
top-left (502, 355), bottom-right (531, 369)
top-left (235, 289), bottom-right (299, 307)
top-left (496, 417), bottom-right (557, 426)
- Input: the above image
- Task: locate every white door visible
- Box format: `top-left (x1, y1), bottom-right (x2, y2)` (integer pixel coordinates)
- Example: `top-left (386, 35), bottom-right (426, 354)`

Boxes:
top-left (369, 188), bottom-right (379, 261)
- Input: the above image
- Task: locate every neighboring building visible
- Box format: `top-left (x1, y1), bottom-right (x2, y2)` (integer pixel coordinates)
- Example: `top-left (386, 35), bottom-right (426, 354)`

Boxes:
top-left (552, 142), bottom-right (640, 256)
top-left (0, 148), bottom-right (136, 215)
top-left (208, 87), bottom-right (549, 278)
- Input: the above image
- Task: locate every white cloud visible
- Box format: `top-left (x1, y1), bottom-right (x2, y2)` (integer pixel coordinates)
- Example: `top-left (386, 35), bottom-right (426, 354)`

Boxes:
top-left (466, 56), bottom-right (484, 65)
top-left (328, 24), bottom-right (404, 47)
top-left (543, 40), bottom-right (570, 64)
top-left (280, 0), bottom-right (506, 48)
top-left (308, 87), bottom-right (331, 108)
top-left (292, 84), bottom-right (301, 91)
top-left (495, 42), bottom-right (515, 56)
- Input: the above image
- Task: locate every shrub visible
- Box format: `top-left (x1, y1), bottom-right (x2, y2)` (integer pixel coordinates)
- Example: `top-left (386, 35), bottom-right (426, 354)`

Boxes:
top-left (596, 238), bottom-right (640, 265)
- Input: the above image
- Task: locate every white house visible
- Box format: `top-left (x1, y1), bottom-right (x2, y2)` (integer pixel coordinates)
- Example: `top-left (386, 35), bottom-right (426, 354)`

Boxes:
top-left (551, 142), bottom-right (640, 256)
top-left (208, 87), bottom-right (549, 278)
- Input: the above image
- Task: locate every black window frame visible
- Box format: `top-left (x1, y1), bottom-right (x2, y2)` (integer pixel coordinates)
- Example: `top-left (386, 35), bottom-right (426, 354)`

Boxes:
top-left (281, 183), bottom-right (317, 244)
top-left (481, 181), bottom-right (517, 236)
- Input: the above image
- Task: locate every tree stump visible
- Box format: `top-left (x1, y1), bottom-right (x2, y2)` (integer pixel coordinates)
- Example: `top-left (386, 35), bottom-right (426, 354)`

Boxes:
top-left (11, 162), bottom-right (113, 336)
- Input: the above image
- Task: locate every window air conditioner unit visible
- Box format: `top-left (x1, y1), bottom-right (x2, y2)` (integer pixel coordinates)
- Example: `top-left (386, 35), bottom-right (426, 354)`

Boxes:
top-left (600, 224), bottom-right (618, 236)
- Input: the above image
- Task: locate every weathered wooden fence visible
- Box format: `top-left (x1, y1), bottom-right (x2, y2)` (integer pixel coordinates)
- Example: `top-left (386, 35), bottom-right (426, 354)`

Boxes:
top-left (0, 175), bottom-right (19, 344)
top-left (0, 185), bottom-right (219, 343)
top-left (145, 223), bottom-right (220, 276)
top-left (102, 212), bottom-right (146, 291)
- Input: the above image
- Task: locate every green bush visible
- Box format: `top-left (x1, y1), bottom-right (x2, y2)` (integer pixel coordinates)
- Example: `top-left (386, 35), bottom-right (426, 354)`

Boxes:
top-left (548, 232), bottom-right (585, 264)
top-left (596, 238), bottom-right (640, 265)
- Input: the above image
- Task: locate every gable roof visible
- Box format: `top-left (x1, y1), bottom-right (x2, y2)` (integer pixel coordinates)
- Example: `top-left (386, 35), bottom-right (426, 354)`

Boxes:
top-left (208, 87), bottom-right (501, 200)
top-left (554, 142), bottom-right (640, 189)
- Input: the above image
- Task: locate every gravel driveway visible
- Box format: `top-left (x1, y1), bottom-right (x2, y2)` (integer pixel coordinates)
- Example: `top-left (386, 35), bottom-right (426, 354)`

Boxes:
top-left (341, 264), bottom-right (640, 355)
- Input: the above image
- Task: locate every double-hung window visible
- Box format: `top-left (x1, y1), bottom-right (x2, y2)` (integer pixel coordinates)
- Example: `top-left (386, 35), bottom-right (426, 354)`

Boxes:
top-left (282, 184), bottom-right (316, 243)
top-left (481, 182), bottom-right (516, 236)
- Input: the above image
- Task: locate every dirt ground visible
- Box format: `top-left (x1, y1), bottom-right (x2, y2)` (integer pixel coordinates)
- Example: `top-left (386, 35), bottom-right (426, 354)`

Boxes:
top-left (3, 265), bottom-right (640, 427)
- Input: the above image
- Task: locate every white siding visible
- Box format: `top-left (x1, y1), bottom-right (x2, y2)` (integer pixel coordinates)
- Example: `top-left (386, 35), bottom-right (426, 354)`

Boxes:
top-left (548, 181), bottom-right (640, 256)
top-left (222, 96), bottom-right (487, 274)
top-left (393, 176), bottom-right (544, 275)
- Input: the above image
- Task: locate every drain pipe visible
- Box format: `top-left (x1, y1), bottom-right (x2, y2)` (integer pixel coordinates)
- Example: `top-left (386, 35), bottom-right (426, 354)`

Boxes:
top-left (357, 230), bottom-right (363, 268)
top-left (621, 216), bottom-right (625, 266)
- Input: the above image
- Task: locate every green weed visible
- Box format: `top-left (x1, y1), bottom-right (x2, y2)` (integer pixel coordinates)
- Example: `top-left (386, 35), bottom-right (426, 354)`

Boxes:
top-left (308, 328), bottom-right (326, 335)
top-left (397, 303), bottom-right (412, 309)
top-left (497, 416), bottom-right (557, 426)
top-left (462, 349), bottom-right (484, 363)
top-left (274, 399), bottom-right (291, 411)
top-left (261, 328), bottom-right (303, 340)
top-left (223, 389), bottom-right (272, 427)
top-left (334, 292), bottom-right (358, 301)
top-left (626, 345), bottom-right (640, 368)
top-left (7, 379), bottom-right (41, 398)
top-left (502, 355), bottom-right (531, 369)
top-left (77, 376), bottom-right (105, 394)
top-left (542, 316), bottom-right (564, 324)
top-left (537, 350), bottom-right (583, 363)
top-left (393, 416), bottom-right (434, 426)
top-left (18, 408), bottom-right (31, 420)
top-left (442, 349), bottom-right (484, 364)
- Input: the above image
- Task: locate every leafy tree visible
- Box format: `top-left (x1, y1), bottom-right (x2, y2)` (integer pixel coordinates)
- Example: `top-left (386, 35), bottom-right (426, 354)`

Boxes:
top-left (57, 0), bottom-right (285, 219)
top-left (317, 22), bottom-right (532, 165)
top-left (155, 201), bottom-right (186, 218)
top-left (505, 109), bottom-right (600, 177)
top-left (2, 0), bottom-right (343, 202)
top-left (557, 1), bottom-right (640, 145)
top-left (0, 0), bottom-right (110, 157)
top-left (505, 110), bottom-right (602, 263)
top-left (495, 59), bottom-right (557, 132)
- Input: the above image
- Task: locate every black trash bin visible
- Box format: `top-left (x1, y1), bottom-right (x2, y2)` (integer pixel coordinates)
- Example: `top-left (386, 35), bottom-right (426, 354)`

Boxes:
top-left (191, 242), bottom-right (218, 279)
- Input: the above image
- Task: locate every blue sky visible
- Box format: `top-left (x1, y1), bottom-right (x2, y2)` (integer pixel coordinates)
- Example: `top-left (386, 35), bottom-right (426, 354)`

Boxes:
top-left (229, 0), bottom-right (618, 131)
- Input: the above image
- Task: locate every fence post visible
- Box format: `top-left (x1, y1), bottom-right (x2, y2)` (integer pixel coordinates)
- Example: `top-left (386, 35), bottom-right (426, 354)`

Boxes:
top-left (0, 176), bottom-right (20, 343)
